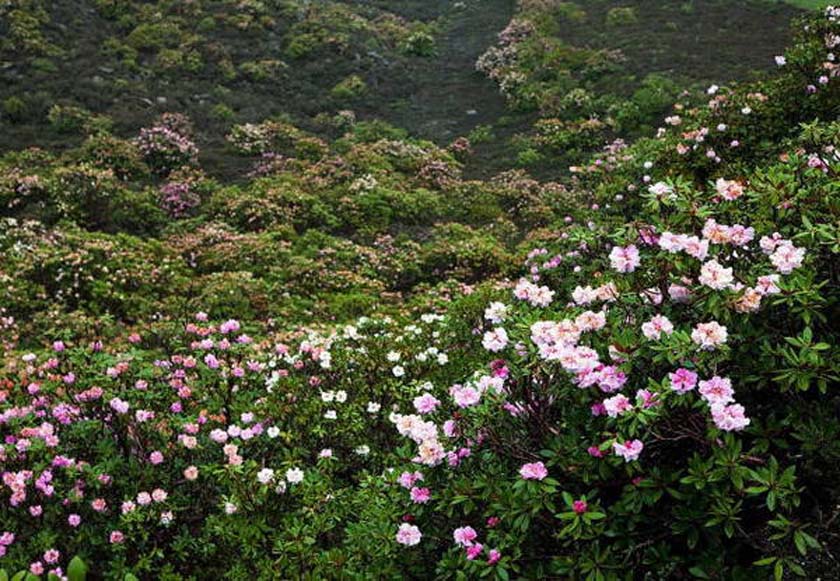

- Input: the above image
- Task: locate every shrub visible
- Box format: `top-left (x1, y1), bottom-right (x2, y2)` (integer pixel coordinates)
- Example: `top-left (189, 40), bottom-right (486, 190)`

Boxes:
top-left (606, 6), bottom-right (639, 27)
top-left (1, 96), bottom-right (27, 122)
top-left (330, 74), bottom-right (368, 101)
top-left (136, 117), bottom-right (199, 176)
top-left (401, 31), bottom-right (436, 56)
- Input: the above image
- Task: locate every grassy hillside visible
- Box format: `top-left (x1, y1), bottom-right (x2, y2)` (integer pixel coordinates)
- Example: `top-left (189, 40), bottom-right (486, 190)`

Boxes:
top-left (0, 0), bottom-right (805, 179)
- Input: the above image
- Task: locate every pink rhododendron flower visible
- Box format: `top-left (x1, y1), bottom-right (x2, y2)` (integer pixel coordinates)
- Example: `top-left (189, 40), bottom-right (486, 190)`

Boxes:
top-left (482, 327), bottom-right (509, 352)
top-left (636, 389), bottom-right (658, 408)
top-left (603, 394), bottom-right (633, 418)
top-left (219, 319), bottom-right (240, 334)
top-left (519, 461), bottom-right (548, 480)
top-left (755, 274), bottom-right (781, 295)
top-left (728, 225), bottom-right (755, 246)
top-left (668, 284), bottom-right (692, 303)
top-left (641, 315), bottom-right (674, 340)
top-left (392, 523), bottom-right (419, 546)
top-left (413, 393), bottom-right (441, 414)
top-left (702, 219), bottom-right (732, 244)
top-left (711, 403), bottom-right (751, 431)
top-left (452, 385), bottom-right (481, 408)
top-left (575, 310), bottom-right (607, 332)
top-left (735, 288), bottom-right (763, 313)
top-left (609, 245), bottom-right (641, 273)
top-left (659, 232), bottom-right (686, 253)
top-left (410, 487), bottom-right (431, 504)
top-left (715, 178), bottom-right (744, 201)
top-left (699, 260), bottom-right (734, 290)
top-left (613, 439), bottom-right (644, 462)
top-left (453, 526), bottom-right (478, 547)
top-left (698, 376), bottom-right (735, 405)
top-left (770, 242), bottom-right (806, 274)
top-left (669, 368), bottom-right (698, 393)
top-left (691, 321), bottom-right (728, 350)
top-left (513, 278), bottom-right (555, 307)
top-left (683, 236), bottom-right (709, 260)
top-left (760, 233), bottom-right (784, 253)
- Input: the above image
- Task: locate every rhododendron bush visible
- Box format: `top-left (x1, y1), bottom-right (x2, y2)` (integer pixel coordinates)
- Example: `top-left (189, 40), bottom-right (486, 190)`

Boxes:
top-left (0, 4), bottom-right (838, 581)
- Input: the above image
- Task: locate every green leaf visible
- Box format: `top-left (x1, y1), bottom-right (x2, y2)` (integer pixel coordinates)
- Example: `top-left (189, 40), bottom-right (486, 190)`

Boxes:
top-left (688, 566), bottom-right (710, 579)
top-left (802, 531), bottom-right (821, 549)
top-left (68, 556), bottom-right (88, 581)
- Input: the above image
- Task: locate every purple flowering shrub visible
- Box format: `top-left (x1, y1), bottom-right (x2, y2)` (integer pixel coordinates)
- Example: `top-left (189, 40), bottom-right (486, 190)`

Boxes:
top-left (136, 115), bottom-right (198, 176)
top-left (158, 182), bottom-right (200, 219)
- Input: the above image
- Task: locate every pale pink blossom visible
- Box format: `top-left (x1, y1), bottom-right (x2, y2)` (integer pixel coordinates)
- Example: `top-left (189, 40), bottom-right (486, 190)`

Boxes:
top-left (755, 275), bottom-right (781, 295)
top-left (691, 321), bottom-right (728, 350)
top-left (641, 315), bottom-right (674, 340)
top-left (396, 523), bottom-right (422, 546)
top-left (603, 394), bottom-right (633, 417)
top-left (609, 245), bottom-right (641, 273)
top-left (482, 328), bottom-right (509, 352)
top-left (770, 242), bottom-right (805, 274)
top-left (453, 526), bottom-right (478, 547)
top-left (715, 178), bottom-right (744, 201)
top-left (519, 461), bottom-right (548, 480)
top-left (413, 393), bottom-right (442, 414)
top-left (699, 260), bottom-right (734, 290)
top-left (613, 439), bottom-right (644, 462)
top-left (698, 376), bottom-right (735, 405)
top-left (452, 385), bottom-right (481, 408)
top-left (711, 403), bottom-right (751, 431)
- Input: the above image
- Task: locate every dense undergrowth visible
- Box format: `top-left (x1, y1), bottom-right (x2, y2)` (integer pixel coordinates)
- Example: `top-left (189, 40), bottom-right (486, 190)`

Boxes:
top-left (0, 1), bottom-right (838, 580)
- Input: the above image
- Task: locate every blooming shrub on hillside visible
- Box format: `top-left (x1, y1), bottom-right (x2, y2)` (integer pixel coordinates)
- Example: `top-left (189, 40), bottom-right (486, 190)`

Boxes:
top-left (136, 115), bottom-right (198, 176)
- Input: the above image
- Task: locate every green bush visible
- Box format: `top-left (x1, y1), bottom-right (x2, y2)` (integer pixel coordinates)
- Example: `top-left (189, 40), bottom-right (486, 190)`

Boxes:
top-left (606, 6), bottom-right (639, 27)
top-left (330, 74), bottom-right (368, 101)
top-left (2, 96), bottom-right (27, 122)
